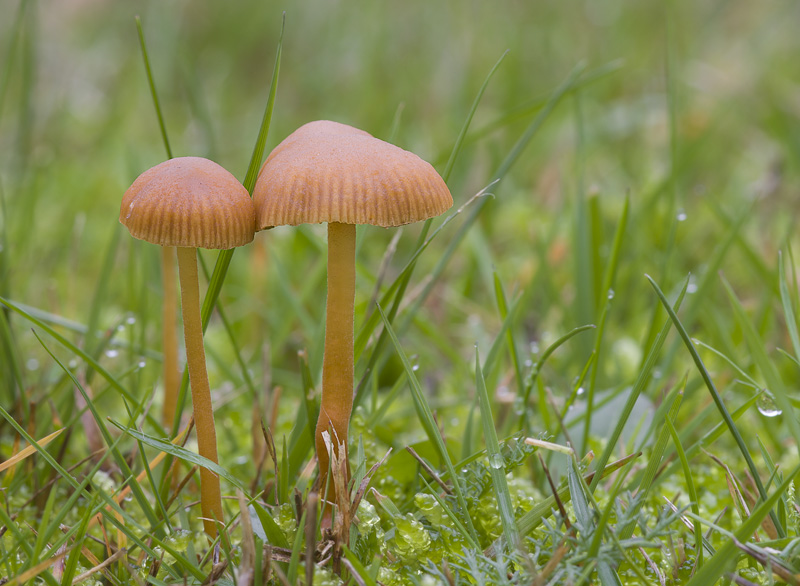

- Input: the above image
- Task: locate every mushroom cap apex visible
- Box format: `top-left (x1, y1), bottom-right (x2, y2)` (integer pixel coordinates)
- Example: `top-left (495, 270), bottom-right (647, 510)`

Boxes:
top-left (254, 120), bottom-right (453, 229)
top-left (121, 156), bottom-right (255, 249)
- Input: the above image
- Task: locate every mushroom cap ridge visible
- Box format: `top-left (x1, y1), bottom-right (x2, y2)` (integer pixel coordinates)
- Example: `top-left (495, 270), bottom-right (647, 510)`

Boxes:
top-left (121, 157), bottom-right (255, 249)
top-left (254, 120), bottom-right (453, 229)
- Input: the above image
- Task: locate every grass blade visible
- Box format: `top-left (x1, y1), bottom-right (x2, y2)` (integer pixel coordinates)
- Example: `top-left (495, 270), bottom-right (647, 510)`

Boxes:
top-left (646, 273), bottom-right (785, 538)
top-left (475, 347), bottom-right (520, 550)
top-left (377, 303), bottom-right (479, 542)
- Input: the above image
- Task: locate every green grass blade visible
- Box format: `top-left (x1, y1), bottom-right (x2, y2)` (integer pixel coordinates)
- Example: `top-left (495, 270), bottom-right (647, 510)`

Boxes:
top-left (135, 16), bottom-right (172, 159)
top-left (108, 418), bottom-right (248, 493)
top-left (721, 274), bottom-right (800, 446)
top-left (518, 324), bottom-right (596, 430)
top-left (589, 276), bottom-right (688, 493)
top-left (583, 195), bottom-right (629, 453)
top-left (646, 273), bottom-right (785, 538)
top-left (685, 463), bottom-right (800, 586)
top-left (341, 545), bottom-right (378, 586)
top-left (442, 50), bottom-right (508, 183)
top-left (475, 347), bottom-right (520, 549)
top-left (250, 501), bottom-right (290, 549)
top-left (286, 509), bottom-right (306, 585)
top-left (173, 14), bottom-right (284, 436)
top-left (377, 303), bottom-right (479, 542)
top-left (778, 250), bottom-right (800, 363)
top-left (665, 416), bottom-right (706, 566)
top-left (60, 493), bottom-right (97, 586)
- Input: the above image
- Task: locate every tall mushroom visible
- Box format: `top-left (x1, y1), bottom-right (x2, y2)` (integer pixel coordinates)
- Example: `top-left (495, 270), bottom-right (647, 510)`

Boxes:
top-left (253, 120), bottom-right (452, 519)
top-left (121, 156), bottom-right (255, 538)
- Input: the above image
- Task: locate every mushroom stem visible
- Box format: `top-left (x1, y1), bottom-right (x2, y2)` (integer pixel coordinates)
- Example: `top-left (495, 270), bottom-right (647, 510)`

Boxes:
top-left (161, 246), bottom-right (179, 431)
top-left (316, 222), bottom-right (355, 519)
top-left (176, 246), bottom-right (223, 538)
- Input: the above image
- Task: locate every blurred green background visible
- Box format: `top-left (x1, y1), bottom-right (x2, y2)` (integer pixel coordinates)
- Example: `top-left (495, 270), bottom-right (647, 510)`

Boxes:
top-left (2, 0), bottom-right (800, 425)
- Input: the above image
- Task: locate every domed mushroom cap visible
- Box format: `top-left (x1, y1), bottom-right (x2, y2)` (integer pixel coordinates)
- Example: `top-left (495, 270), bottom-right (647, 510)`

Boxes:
top-left (121, 157), bottom-right (255, 249)
top-left (254, 120), bottom-right (453, 229)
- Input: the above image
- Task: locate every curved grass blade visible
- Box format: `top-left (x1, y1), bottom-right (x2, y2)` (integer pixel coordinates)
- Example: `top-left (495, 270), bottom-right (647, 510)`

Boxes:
top-left (377, 304), bottom-right (479, 542)
top-left (475, 347), bottom-right (520, 550)
top-left (172, 14), bottom-right (285, 436)
top-left (685, 463), bottom-right (800, 586)
top-left (646, 274), bottom-right (785, 538)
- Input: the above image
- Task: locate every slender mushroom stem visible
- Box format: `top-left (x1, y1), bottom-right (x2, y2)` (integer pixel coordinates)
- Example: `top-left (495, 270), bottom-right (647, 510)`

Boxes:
top-left (161, 246), bottom-right (179, 431)
top-left (316, 222), bottom-right (356, 520)
top-left (176, 246), bottom-right (223, 538)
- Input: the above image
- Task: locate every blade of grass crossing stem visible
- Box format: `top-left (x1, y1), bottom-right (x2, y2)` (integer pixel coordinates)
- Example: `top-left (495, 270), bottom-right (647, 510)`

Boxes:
top-left (475, 347), bottom-right (520, 549)
top-left (721, 275), bottom-right (800, 446)
top-left (400, 65), bottom-right (587, 336)
top-left (686, 463), bottom-right (800, 586)
top-left (108, 419), bottom-right (248, 493)
top-left (778, 251), bottom-right (800, 364)
top-left (493, 271), bottom-right (524, 397)
top-left (589, 276), bottom-right (688, 493)
top-left (582, 196), bottom-right (629, 454)
top-left (377, 304), bottom-right (479, 542)
top-left (135, 17), bottom-right (172, 158)
top-left (646, 274), bottom-right (786, 538)
top-left (352, 53), bottom-right (509, 410)
top-left (665, 417), bottom-right (707, 564)
top-left (172, 15), bottom-right (284, 438)
top-left (0, 306), bottom-right (23, 409)
top-left (33, 331), bottom-right (161, 530)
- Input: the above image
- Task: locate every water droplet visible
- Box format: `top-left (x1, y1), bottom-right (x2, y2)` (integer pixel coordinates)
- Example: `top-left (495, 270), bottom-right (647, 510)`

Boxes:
top-left (26, 358), bottom-right (40, 371)
top-left (137, 360), bottom-right (146, 369)
top-left (410, 354), bottom-right (420, 372)
top-left (105, 349), bottom-right (119, 358)
top-left (757, 391), bottom-right (782, 418)
top-left (68, 359), bottom-right (78, 369)
top-left (652, 368), bottom-right (662, 379)
top-left (126, 316), bottom-right (136, 325)
top-left (530, 342), bottom-right (540, 355)
top-left (607, 289), bottom-right (615, 300)
top-left (677, 210), bottom-right (687, 222)
top-left (687, 276), bottom-right (698, 294)
top-left (523, 359), bottom-right (533, 368)
top-left (576, 387), bottom-right (585, 396)
top-left (489, 454), bottom-right (505, 469)
top-left (116, 324), bottom-right (126, 333)
top-left (512, 396), bottom-right (525, 416)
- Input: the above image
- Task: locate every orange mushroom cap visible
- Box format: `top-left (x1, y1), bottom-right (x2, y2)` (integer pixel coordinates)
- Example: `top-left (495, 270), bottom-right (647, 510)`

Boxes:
top-left (121, 157), bottom-right (255, 249)
top-left (253, 120), bottom-right (453, 229)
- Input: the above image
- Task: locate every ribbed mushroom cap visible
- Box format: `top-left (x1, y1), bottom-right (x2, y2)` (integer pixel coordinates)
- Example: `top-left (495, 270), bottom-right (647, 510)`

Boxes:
top-left (121, 157), bottom-right (255, 249)
top-left (253, 120), bottom-right (453, 229)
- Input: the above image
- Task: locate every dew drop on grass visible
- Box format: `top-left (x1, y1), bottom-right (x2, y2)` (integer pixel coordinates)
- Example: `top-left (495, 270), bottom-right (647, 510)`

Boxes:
top-left (576, 386), bottom-right (585, 396)
top-left (26, 358), bottom-right (39, 371)
top-left (126, 316), bottom-right (136, 325)
top-left (530, 341), bottom-right (540, 355)
top-left (607, 289), bottom-right (615, 300)
top-left (489, 453), bottom-right (505, 469)
top-left (410, 354), bottom-right (420, 371)
top-left (137, 359), bottom-right (146, 369)
top-left (105, 349), bottom-right (119, 358)
top-left (677, 209), bottom-right (687, 222)
top-left (116, 324), bottom-right (125, 333)
top-left (68, 359), bottom-right (78, 369)
top-left (757, 391), bottom-right (782, 417)
top-left (513, 396), bottom-right (525, 415)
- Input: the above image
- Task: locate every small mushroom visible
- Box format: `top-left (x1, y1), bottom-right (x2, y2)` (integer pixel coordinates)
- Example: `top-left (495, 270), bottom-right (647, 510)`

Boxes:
top-left (253, 120), bottom-right (452, 521)
top-left (121, 156), bottom-right (255, 537)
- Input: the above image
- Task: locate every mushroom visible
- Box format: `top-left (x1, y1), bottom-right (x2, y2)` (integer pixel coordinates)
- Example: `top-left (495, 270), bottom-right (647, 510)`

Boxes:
top-left (121, 156), bottom-right (255, 538)
top-left (253, 120), bottom-right (452, 520)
